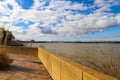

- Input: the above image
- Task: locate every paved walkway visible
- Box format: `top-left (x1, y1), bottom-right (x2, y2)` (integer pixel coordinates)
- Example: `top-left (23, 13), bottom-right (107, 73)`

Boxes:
top-left (0, 54), bottom-right (52, 80)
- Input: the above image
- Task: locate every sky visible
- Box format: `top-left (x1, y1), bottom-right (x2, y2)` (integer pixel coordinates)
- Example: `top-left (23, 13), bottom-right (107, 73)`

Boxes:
top-left (0, 0), bottom-right (120, 41)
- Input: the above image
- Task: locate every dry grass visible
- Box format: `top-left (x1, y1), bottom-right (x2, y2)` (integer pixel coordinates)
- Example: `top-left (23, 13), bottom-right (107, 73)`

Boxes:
top-left (87, 46), bottom-right (120, 79)
top-left (0, 46), bottom-right (13, 70)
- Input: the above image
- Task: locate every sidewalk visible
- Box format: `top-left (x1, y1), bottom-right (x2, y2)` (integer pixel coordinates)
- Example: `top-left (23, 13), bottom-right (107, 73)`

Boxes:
top-left (0, 53), bottom-right (52, 80)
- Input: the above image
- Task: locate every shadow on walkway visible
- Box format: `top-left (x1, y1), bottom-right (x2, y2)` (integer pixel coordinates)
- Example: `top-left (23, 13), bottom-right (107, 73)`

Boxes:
top-left (8, 65), bottom-right (34, 73)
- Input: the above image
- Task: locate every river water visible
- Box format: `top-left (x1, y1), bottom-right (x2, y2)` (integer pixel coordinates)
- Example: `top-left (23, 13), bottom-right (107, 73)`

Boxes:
top-left (23, 43), bottom-right (120, 78)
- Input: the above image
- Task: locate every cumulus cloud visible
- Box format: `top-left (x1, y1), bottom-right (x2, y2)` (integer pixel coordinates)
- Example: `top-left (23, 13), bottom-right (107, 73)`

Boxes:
top-left (115, 14), bottom-right (120, 24)
top-left (0, 0), bottom-right (120, 40)
top-left (52, 13), bottom-right (120, 36)
top-left (94, 0), bottom-right (120, 13)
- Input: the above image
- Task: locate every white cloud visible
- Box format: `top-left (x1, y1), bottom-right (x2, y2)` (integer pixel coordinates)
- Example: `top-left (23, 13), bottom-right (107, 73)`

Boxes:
top-left (5, 0), bottom-right (22, 10)
top-left (96, 16), bottom-right (117, 28)
top-left (32, 0), bottom-right (47, 9)
top-left (115, 14), bottom-right (120, 24)
top-left (49, 1), bottom-right (88, 10)
top-left (52, 13), bottom-right (120, 36)
top-left (66, 14), bottom-right (85, 21)
top-left (0, 1), bottom-right (10, 14)
top-left (9, 9), bottom-right (59, 23)
top-left (94, 0), bottom-right (120, 13)
top-left (0, 0), bottom-right (120, 40)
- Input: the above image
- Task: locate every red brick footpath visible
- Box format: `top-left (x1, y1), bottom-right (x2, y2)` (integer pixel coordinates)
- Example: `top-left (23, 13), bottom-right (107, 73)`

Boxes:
top-left (0, 54), bottom-right (52, 80)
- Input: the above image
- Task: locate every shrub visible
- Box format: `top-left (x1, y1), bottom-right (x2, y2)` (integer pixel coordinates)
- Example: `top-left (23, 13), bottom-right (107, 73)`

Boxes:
top-left (0, 47), bottom-right (13, 69)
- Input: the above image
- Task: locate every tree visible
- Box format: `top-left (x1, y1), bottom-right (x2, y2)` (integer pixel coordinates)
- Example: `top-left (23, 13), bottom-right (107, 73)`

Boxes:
top-left (0, 27), bottom-right (6, 45)
top-left (3, 30), bottom-right (15, 45)
top-left (0, 28), bottom-right (15, 46)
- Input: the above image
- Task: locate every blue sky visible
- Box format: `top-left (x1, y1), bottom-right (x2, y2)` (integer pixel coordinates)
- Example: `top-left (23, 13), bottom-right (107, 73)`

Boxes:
top-left (0, 0), bottom-right (120, 41)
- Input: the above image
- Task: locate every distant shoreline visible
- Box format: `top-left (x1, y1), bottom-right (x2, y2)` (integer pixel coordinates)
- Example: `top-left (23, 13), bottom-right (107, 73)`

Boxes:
top-left (21, 41), bottom-right (120, 43)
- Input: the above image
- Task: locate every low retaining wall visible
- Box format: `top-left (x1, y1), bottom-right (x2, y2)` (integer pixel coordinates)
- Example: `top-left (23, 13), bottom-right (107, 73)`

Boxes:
top-left (38, 48), bottom-right (118, 80)
top-left (4, 46), bottom-right (38, 57)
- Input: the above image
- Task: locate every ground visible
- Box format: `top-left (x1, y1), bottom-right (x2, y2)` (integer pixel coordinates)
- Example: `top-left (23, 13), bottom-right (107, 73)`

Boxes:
top-left (0, 53), bottom-right (52, 80)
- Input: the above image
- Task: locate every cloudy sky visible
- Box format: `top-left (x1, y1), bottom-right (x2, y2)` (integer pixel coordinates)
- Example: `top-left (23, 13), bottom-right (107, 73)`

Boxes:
top-left (0, 0), bottom-right (120, 41)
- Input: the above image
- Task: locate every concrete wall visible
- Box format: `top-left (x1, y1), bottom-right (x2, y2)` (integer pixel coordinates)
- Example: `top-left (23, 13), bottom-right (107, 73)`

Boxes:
top-left (3, 46), bottom-right (38, 57)
top-left (38, 48), bottom-right (118, 80)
